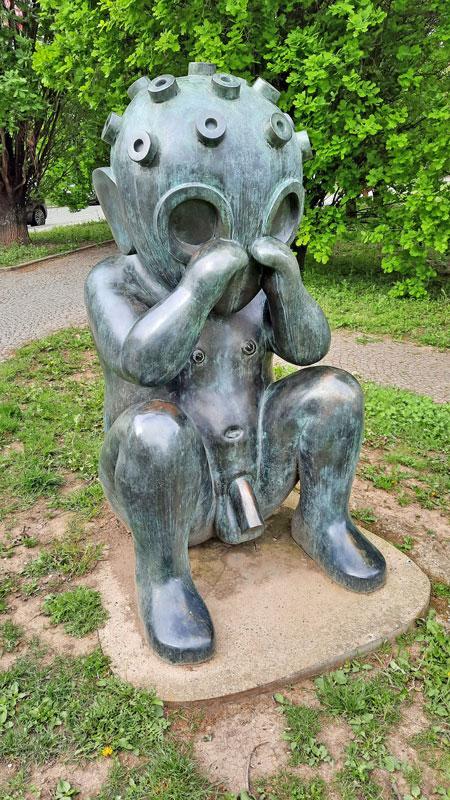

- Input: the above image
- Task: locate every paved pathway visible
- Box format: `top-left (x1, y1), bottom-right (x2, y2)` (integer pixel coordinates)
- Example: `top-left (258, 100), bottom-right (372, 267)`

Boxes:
top-left (1, 244), bottom-right (449, 402)
top-left (0, 243), bottom-right (116, 360)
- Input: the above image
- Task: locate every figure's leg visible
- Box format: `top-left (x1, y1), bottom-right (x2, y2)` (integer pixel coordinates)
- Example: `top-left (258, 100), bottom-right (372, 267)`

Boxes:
top-left (258, 366), bottom-right (386, 592)
top-left (99, 400), bottom-right (215, 664)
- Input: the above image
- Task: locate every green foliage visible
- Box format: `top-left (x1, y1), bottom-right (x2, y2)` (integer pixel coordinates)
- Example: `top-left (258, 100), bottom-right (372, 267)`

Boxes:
top-left (257, 772), bottom-right (328, 800)
top-left (0, 2), bottom-right (106, 245)
top-left (352, 507), bottom-right (377, 525)
top-left (92, 741), bottom-right (223, 800)
top-left (315, 668), bottom-right (404, 727)
top-left (42, 586), bottom-right (108, 637)
top-left (0, 619), bottom-right (24, 655)
top-left (0, 575), bottom-right (19, 614)
top-left (432, 582), bottom-right (450, 600)
top-left (416, 612), bottom-right (450, 722)
top-left (394, 536), bottom-right (414, 553)
top-left (34, 0), bottom-right (450, 295)
top-left (54, 780), bottom-right (79, 799)
top-left (274, 695), bottom-right (332, 767)
top-left (0, 648), bottom-right (168, 762)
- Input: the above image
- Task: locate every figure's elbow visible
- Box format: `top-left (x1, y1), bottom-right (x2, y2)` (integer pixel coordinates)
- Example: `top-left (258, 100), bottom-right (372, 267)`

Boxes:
top-left (120, 349), bottom-right (181, 388)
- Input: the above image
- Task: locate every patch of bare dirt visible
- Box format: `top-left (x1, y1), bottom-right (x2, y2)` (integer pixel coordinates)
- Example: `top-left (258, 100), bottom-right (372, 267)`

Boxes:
top-left (192, 694), bottom-right (288, 793)
top-left (350, 476), bottom-right (450, 585)
top-left (0, 510), bottom-right (75, 576)
top-left (28, 758), bottom-right (109, 800)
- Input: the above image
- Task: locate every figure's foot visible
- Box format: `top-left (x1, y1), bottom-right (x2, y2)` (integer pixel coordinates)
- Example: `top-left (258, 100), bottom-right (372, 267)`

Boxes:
top-left (291, 512), bottom-right (386, 593)
top-left (137, 576), bottom-right (215, 665)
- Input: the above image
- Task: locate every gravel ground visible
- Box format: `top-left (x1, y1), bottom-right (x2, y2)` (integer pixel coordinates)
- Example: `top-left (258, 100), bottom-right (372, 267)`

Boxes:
top-left (1, 242), bottom-right (449, 402)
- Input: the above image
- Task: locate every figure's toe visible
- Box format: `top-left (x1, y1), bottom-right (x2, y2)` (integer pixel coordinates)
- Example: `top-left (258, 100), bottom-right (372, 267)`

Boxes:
top-left (137, 577), bottom-right (215, 664)
top-left (292, 515), bottom-right (386, 593)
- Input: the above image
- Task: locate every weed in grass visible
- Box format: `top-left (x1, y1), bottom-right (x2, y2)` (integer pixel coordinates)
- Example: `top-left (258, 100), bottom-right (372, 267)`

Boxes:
top-left (42, 586), bottom-right (108, 637)
top-left (0, 769), bottom-right (40, 800)
top-left (352, 507), bottom-right (377, 525)
top-left (23, 536), bottom-right (39, 548)
top-left (0, 542), bottom-right (15, 558)
top-left (274, 694), bottom-right (332, 767)
top-left (0, 646), bottom-right (168, 763)
top-left (415, 612), bottom-right (450, 722)
top-left (315, 668), bottom-right (405, 727)
top-left (403, 763), bottom-right (423, 790)
top-left (54, 779), bottom-right (79, 798)
top-left (333, 762), bottom-right (384, 800)
top-left (20, 580), bottom-right (40, 596)
top-left (23, 519), bottom-right (104, 580)
top-left (50, 482), bottom-right (105, 518)
top-left (0, 574), bottom-right (19, 613)
top-left (410, 724), bottom-right (447, 760)
top-left (432, 582), bottom-right (450, 599)
top-left (21, 463), bottom-right (63, 497)
top-left (256, 771), bottom-right (327, 800)
top-left (0, 618), bottom-right (24, 654)
top-left (93, 740), bottom-right (225, 800)
top-left (394, 537), bottom-right (414, 553)
top-left (360, 464), bottom-right (400, 491)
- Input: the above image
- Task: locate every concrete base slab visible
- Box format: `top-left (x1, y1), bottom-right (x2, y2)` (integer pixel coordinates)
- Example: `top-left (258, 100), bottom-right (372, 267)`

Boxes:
top-left (97, 493), bottom-right (430, 703)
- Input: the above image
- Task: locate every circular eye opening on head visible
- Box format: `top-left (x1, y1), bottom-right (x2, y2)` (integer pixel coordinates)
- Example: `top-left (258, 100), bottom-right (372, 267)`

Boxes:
top-left (156, 183), bottom-right (233, 264)
top-left (269, 192), bottom-right (301, 243)
top-left (169, 199), bottom-right (218, 249)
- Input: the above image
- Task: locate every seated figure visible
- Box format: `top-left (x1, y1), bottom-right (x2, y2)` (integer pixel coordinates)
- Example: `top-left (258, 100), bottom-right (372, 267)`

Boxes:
top-left (85, 64), bottom-right (386, 665)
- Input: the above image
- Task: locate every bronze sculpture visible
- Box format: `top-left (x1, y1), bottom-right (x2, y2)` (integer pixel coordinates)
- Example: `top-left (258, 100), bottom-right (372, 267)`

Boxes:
top-left (85, 63), bottom-right (386, 665)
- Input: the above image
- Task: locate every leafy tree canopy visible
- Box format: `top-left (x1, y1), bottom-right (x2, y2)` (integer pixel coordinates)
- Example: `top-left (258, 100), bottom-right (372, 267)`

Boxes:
top-left (0, 1), bottom-right (106, 245)
top-left (35, 0), bottom-right (450, 296)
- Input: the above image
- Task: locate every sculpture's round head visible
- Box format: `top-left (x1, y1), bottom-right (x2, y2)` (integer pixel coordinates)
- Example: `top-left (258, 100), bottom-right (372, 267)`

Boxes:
top-left (94, 63), bottom-right (312, 314)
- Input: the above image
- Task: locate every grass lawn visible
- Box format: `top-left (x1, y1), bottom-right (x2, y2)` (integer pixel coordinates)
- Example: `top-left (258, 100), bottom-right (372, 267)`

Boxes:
top-left (302, 238), bottom-right (449, 350)
top-left (0, 331), bottom-right (449, 799)
top-left (0, 221), bottom-right (112, 269)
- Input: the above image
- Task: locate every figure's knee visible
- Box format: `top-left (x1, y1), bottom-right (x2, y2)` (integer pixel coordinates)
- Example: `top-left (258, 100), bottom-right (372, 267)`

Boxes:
top-left (128, 400), bottom-right (194, 459)
top-left (299, 366), bottom-right (364, 418)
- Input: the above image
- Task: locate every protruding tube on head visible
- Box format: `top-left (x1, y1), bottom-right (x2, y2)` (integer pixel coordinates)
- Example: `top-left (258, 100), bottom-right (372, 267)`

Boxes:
top-left (188, 62), bottom-right (217, 75)
top-left (229, 477), bottom-right (265, 541)
top-left (101, 112), bottom-right (123, 146)
top-left (211, 73), bottom-right (241, 100)
top-left (264, 112), bottom-right (292, 148)
top-left (253, 77), bottom-right (280, 105)
top-left (148, 74), bottom-right (179, 103)
top-left (195, 111), bottom-right (227, 146)
top-left (127, 76), bottom-right (151, 100)
top-left (128, 130), bottom-right (156, 166)
top-left (296, 130), bottom-right (313, 162)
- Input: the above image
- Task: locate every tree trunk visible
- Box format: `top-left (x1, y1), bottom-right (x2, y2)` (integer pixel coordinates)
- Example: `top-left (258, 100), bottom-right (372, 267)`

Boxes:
top-left (0, 192), bottom-right (30, 246)
top-left (296, 243), bottom-right (308, 271)
top-left (345, 198), bottom-right (357, 218)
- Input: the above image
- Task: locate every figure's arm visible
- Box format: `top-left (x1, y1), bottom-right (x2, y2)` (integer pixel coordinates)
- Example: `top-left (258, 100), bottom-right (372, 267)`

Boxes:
top-left (85, 240), bottom-right (248, 386)
top-left (251, 237), bottom-right (331, 366)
